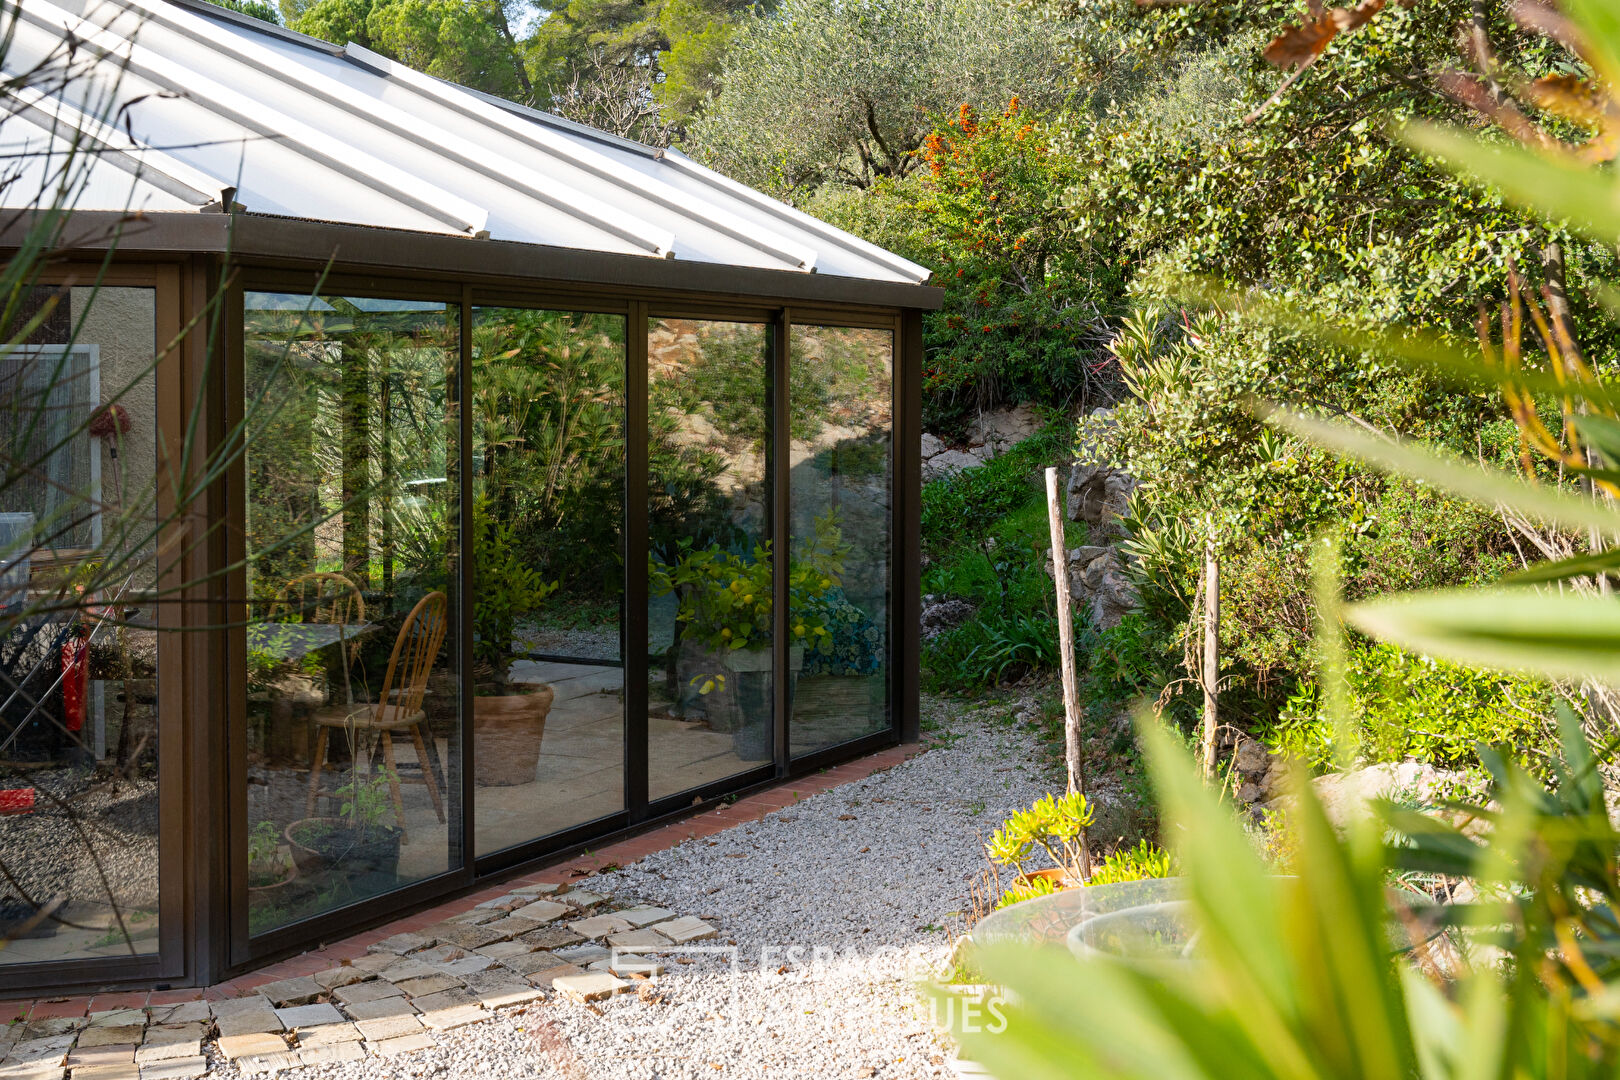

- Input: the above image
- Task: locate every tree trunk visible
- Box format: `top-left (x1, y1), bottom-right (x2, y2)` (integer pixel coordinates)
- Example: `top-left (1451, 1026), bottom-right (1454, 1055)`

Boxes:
top-left (1045, 468), bottom-right (1091, 878)
top-left (1200, 536), bottom-right (1220, 779)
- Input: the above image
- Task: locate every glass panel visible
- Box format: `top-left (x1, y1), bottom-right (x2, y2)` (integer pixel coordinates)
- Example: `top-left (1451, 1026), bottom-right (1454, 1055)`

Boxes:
top-left (470, 308), bottom-right (625, 857)
top-left (647, 318), bottom-right (774, 800)
top-left (242, 292), bottom-right (460, 937)
top-left (0, 286), bottom-right (163, 964)
top-left (789, 326), bottom-right (892, 757)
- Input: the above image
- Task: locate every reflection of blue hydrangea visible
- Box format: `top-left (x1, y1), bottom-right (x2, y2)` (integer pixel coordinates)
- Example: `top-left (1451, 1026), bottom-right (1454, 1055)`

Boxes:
top-left (802, 587), bottom-right (883, 676)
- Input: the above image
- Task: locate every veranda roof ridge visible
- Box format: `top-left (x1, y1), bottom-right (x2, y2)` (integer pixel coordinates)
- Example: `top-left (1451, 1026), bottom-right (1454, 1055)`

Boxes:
top-left (339, 41), bottom-right (819, 273)
top-left (10, 83), bottom-right (224, 208)
top-left (22, 0), bottom-right (491, 236)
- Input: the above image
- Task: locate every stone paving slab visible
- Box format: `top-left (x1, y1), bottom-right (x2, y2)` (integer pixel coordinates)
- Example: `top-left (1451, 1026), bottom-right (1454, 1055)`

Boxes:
top-left (332, 981), bottom-right (402, 1007)
top-left (517, 926), bottom-right (584, 950)
top-left (297, 1041), bottom-right (366, 1066)
top-left (138, 1057), bottom-right (207, 1080)
top-left (567, 914), bottom-right (633, 939)
top-left (255, 977), bottom-right (322, 1008)
top-left (216, 1033), bottom-right (288, 1062)
top-left (66, 1063), bottom-right (137, 1080)
top-left (510, 882), bottom-right (561, 896)
top-left (419, 1005), bottom-right (487, 1032)
top-left (430, 924), bottom-right (503, 951)
top-left (561, 890), bottom-right (605, 909)
top-left (511, 899), bottom-right (570, 923)
top-left (499, 951), bottom-right (570, 977)
top-left (551, 972), bottom-right (629, 1003)
top-left (370, 1033), bottom-right (435, 1057)
top-left (392, 975), bottom-right (460, 998)
top-left (86, 1011), bottom-right (145, 1029)
top-left (134, 1038), bottom-right (202, 1066)
top-left (473, 940), bottom-right (534, 960)
top-left (353, 1017), bottom-right (423, 1043)
top-left (143, 1023), bottom-right (207, 1046)
top-left (407, 989), bottom-right (477, 1014)
top-left (434, 955), bottom-right (495, 977)
top-left (63, 1046), bottom-right (134, 1069)
top-left (273, 1004), bottom-right (345, 1030)
top-left (525, 964), bottom-right (585, 989)
top-left (339, 998), bottom-right (417, 1023)
top-left (368, 932), bottom-right (432, 956)
top-left (150, 1003), bottom-right (210, 1027)
top-left (237, 1049), bottom-right (301, 1075)
top-left (656, 915), bottom-right (718, 943)
top-left (75, 1025), bottom-right (142, 1049)
top-left (606, 927), bottom-right (671, 950)
top-left (614, 906), bottom-right (676, 928)
top-left (312, 966), bottom-right (371, 991)
top-left (377, 958), bottom-right (439, 983)
top-left (294, 1023), bottom-right (363, 1048)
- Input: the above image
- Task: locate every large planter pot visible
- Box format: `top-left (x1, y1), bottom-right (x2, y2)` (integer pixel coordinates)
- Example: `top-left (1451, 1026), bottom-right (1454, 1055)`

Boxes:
top-left (285, 817), bottom-right (403, 881)
top-left (723, 646), bottom-right (802, 761)
top-left (473, 685), bottom-right (555, 786)
top-left (247, 854), bottom-right (300, 900)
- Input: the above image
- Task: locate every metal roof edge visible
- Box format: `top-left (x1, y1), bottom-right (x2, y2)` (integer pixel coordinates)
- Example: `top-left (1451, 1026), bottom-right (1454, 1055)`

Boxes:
top-left (0, 209), bottom-right (946, 309)
top-left (159, 0), bottom-right (346, 56)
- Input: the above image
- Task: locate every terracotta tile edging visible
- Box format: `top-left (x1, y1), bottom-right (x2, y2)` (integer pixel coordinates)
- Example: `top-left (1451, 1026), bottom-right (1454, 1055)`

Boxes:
top-left (9, 739), bottom-right (922, 1022)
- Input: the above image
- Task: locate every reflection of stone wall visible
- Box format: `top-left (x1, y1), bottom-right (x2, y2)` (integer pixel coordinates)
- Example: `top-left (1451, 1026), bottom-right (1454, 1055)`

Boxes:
top-left (71, 287), bottom-right (156, 536)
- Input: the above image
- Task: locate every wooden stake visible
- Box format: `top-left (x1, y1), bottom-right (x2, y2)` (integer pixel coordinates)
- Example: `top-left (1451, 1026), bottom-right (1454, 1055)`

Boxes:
top-left (1045, 467), bottom-right (1091, 878)
top-left (1200, 535), bottom-right (1220, 779)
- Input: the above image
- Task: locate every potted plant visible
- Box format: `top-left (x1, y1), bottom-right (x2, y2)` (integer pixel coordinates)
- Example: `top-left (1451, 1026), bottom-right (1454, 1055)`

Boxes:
top-left (652, 512), bottom-right (850, 757)
top-left (469, 495), bottom-right (558, 784)
top-left (246, 819), bottom-right (299, 900)
top-left (985, 791), bottom-right (1094, 908)
top-left (284, 768), bottom-right (403, 881)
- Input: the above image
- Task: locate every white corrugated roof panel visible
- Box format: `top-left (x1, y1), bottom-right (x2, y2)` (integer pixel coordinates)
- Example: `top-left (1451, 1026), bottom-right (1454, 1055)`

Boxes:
top-left (1, 0), bottom-right (931, 285)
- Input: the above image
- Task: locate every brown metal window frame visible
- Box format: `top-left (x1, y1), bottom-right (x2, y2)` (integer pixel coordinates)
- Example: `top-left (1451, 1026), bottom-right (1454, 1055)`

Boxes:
top-left (0, 261), bottom-right (191, 997)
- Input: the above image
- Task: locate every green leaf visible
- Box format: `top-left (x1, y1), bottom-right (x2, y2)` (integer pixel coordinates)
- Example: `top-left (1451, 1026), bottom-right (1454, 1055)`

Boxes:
top-left (1401, 122), bottom-right (1620, 244)
top-left (1266, 409), bottom-right (1620, 536)
top-left (1346, 588), bottom-right (1620, 681)
top-left (1560, 0), bottom-right (1620, 88)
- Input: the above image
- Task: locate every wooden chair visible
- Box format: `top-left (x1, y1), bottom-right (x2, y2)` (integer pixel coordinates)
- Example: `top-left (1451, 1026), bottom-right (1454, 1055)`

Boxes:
top-left (271, 571), bottom-right (366, 660)
top-left (304, 591), bottom-right (447, 838)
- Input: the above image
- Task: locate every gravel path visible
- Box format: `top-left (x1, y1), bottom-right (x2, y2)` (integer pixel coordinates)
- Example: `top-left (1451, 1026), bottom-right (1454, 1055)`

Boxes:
top-left (213, 696), bottom-right (1057, 1080)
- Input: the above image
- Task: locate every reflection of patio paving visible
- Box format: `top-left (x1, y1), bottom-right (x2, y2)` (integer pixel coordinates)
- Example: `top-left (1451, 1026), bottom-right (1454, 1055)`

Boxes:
top-left (475, 661), bottom-right (758, 856)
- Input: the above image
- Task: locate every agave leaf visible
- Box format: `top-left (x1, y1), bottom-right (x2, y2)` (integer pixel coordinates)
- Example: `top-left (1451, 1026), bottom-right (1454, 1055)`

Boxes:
top-left (1560, 0), bottom-right (1620, 89)
top-left (1268, 409), bottom-right (1620, 535)
top-left (1502, 545), bottom-right (1620, 585)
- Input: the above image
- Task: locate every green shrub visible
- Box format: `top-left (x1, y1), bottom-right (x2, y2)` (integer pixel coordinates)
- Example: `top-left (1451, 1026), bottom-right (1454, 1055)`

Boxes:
top-left (1265, 640), bottom-right (1557, 775)
top-left (1088, 840), bottom-right (1174, 886)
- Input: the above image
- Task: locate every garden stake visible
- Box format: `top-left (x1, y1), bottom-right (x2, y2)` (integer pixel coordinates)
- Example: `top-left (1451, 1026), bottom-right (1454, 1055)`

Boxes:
top-left (1201, 535), bottom-right (1220, 779)
top-left (1045, 467), bottom-right (1090, 878)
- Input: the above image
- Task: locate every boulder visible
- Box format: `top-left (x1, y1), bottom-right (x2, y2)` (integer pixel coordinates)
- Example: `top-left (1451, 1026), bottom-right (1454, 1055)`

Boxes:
top-left (967, 403), bottom-right (1043, 456)
top-left (1049, 546), bottom-right (1140, 631)
top-left (920, 595), bottom-right (977, 641)
top-left (922, 448), bottom-right (982, 483)
top-left (1066, 462), bottom-right (1136, 544)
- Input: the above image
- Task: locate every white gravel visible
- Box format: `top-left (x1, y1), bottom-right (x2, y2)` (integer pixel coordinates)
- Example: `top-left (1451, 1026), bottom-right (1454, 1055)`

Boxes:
top-left (215, 696), bottom-right (1058, 1080)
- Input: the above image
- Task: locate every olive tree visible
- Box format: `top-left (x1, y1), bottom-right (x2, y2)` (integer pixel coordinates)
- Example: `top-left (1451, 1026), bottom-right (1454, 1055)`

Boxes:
top-left (687, 0), bottom-right (1072, 195)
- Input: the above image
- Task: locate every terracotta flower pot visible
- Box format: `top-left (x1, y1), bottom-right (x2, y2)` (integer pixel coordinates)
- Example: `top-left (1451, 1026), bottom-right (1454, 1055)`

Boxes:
top-left (285, 817), bottom-right (403, 880)
top-left (472, 684), bottom-right (556, 786)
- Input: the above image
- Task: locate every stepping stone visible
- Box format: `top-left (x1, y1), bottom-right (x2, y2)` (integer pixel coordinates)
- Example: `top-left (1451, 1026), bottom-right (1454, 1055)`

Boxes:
top-left (237, 1050), bottom-right (301, 1075)
top-left (313, 965), bottom-right (372, 990)
top-left (474, 941), bottom-right (534, 961)
top-left (297, 1041), bottom-right (365, 1066)
top-left (555, 944), bottom-right (611, 966)
top-left (85, 1010), bottom-right (145, 1029)
top-left (657, 916), bottom-right (719, 944)
top-left (294, 1023), bottom-right (362, 1048)
top-left (8, 1035), bottom-right (75, 1062)
top-left (368, 932), bottom-right (432, 956)
top-left (214, 1000), bottom-right (283, 1038)
top-left (255, 976), bottom-right (322, 1007)
top-left (371, 1032), bottom-right (435, 1057)
top-left (350, 953), bottom-right (400, 973)
top-left (409, 989), bottom-right (477, 1013)
top-left (474, 894), bottom-right (526, 910)
top-left (614, 906), bottom-right (676, 928)
top-left (446, 908), bottom-right (504, 926)
top-left (510, 899), bottom-right (569, 924)
top-left (75, 1026), bottom-right (143, 1049)
top-left (379, 959), bottom-right (440, 983)
top-left (215, 1033), bottom-right (288, 1061)
top-left (134, 1039), bottom-right (202, 1066)
top-left (354, 1016), bottom-right (424, 1042)
top-left (501, 951), bottom-right (569, 977)
top-left (607, 928), bottom-right (671, 950)
top-left (341, 997), bottom-right (417, 1022)
top-left (138, 1057), bottom-right (208, 1080)
top-left (150, 1003), bottom-right (210, 1026)
top-left (510, 882), bottom-right (561, 896)
top-left (20, 1019), bottom-right (81, 1041)
top-left (430, 924), bottom-right (503, 951)
top-left (394, 974), bottom-right (461, 998)
top-left (273, 1003), bottom-right (344, 1030)
top-left (412, 945), bottom-right (467, 965)
top-left (602, 954), bottom-right (666, 977)
top-left (435, 956), bottom-right (495, 977)
top-left (561, 890), bottom-right (605, 909)
top-left (63, 1047), bottom-right (134, 1069)
top-left (334, 980), bottom-right (403, 1006)
top-left (551, 971), bottom-right (629, 1002)
top-left (525, 964), bottom-right (585, 989)
top-left (419, 1004), bottom-right (486, 1032)
top-left (470, 983), bottom-right (540, 1009)
top-left (518, 926), bottom-right (584, 950)
top-left (144, 1023), bottom-right (207, 1045)
top-left (481, 916), bottom-right (544, 940)
top-left (567, 914), bottom-right (633, 940)
top-left (66, 1064), bottom-right (137, 1080)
